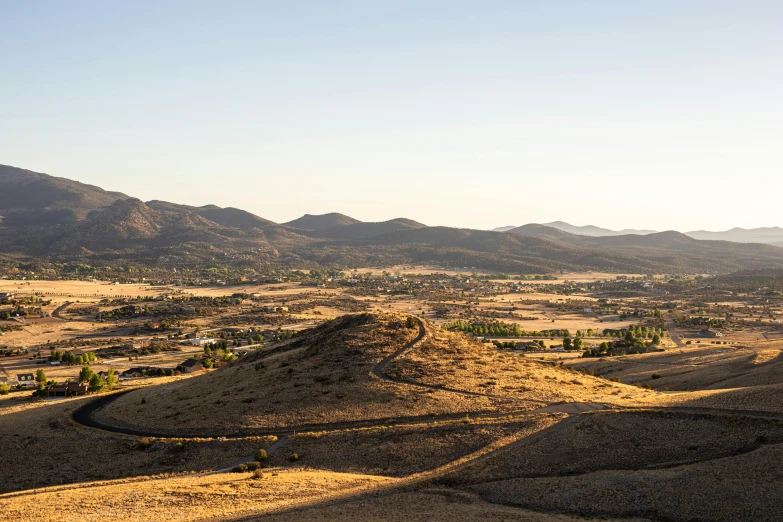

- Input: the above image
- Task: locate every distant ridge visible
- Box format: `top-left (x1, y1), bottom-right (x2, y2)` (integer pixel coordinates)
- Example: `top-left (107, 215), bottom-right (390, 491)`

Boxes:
top-left (497, 220), bottom-right (783, 246)
top-left (686, 227), bottom-right (783, 244)
top-left (147, 201), bottom-right (275, 229)
top-left (543, 221), bottom-right (658, 237)
top-left (498, 221), bottom-right (658, 237)
top-left (311, 218), bottom-right (427, 239)
top-left (283, 212), bottom-right (361, 231)
top-left (2, 164), bottom-right (783, 274)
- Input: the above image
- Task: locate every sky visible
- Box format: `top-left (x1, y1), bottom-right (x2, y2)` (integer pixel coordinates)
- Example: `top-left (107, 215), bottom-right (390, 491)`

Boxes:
top-left (1, 1), bottom-right (782, 231)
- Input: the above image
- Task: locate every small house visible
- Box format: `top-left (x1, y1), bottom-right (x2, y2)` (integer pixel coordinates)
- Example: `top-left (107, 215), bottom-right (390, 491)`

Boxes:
top-left (179, 358), bottom-right (202, 373)
top-left (16, 373), bottom-right (36, 387)
top-left (47, 382), bottom-right (89, 397)
top-left (699, 328), bottom-right (723, 338)
top-left (120, 367), bottom-right (147, 380)
top-left (514, 341), bottom-right (540, 351)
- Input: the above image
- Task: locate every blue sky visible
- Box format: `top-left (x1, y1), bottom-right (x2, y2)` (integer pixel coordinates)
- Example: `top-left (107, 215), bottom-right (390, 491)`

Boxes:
top-left (1, 1), bottom-right (781, 231)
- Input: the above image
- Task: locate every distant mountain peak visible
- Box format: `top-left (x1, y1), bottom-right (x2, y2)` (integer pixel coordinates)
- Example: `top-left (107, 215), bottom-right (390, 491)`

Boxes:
top-left (283, 212), bottom-right (362, 231)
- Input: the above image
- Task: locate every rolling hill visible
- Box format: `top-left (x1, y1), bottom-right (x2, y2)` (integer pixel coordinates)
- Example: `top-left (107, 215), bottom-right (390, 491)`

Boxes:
top-left (283, 212), bottom-right (362, 231)
top-left (497, 221), bottom-right (657, 236)
top-left (93, 313), bottom-right (629, 436)
top-left (309, 218), bottom-right (427, 239)
top-left (499, 219), bottom-right (783, 246)
top-left (147, 200), bottom-right (275, 229)
top-left (686, 226), bottom-right (783, 244)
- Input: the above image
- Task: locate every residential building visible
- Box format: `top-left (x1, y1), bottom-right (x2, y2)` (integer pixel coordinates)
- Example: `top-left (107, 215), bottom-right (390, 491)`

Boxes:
top-left (47, 382), bottom-right (89, 397)
top-left (179, 358), bottom-right (202, 373)
top-left (16, 373), bottom-right (35, 387)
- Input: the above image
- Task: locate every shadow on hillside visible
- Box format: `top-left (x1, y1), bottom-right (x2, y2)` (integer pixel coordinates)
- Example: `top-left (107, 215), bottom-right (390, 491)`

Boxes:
top-left (0, 395), bottom-right (259, 495)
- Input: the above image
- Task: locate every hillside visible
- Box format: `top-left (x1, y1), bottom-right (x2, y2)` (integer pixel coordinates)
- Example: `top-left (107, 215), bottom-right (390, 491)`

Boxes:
top-left (147, 200), bottom-right (276, 229)
top-left (0, 164), bottom-right (128, 226)
top-left (310, 218), bottom-right (427, 239)
top-left (94, 313), bottom-right (630, 436)
top-left (284, 212), bottom-right (362, 231)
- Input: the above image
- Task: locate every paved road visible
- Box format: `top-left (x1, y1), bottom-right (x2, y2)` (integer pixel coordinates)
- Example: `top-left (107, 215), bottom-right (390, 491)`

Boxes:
top-left (51, 301), bottom-right (72, 320)
top-left (665, 314), bottom-right (685, 347)
top-left (71, 316), bottom-right (586, 440)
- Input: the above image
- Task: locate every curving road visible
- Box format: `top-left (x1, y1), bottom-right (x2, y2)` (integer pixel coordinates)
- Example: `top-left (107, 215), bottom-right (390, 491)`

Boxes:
top-left (71, 317), bottom-right (600, 439)
top-left (69, 314), bottom-right (610, 478)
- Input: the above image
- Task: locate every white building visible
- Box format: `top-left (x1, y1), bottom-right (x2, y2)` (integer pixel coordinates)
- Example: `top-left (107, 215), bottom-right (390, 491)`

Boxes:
top-left (190, 337), bottom-right (216, 346)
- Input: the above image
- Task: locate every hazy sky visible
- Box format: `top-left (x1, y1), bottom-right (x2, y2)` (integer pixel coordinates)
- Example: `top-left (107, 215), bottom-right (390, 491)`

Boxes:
top-left (1, 1), bottom-right (781, 231)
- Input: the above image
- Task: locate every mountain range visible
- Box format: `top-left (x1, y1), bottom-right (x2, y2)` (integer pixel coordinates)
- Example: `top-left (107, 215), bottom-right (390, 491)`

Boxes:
top-left (494, 221), bottom-right (783, 246)
top-left (1, 164), bottom-right (782, 274)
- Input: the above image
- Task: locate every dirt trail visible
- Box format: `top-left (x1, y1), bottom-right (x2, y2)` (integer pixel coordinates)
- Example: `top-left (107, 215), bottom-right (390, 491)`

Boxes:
top-left (369, 318), bottom-right (530, 401)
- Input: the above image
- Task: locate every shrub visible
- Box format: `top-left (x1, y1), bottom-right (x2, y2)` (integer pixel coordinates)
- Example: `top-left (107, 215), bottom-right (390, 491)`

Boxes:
top-left (246, 461), bottom-right (261, 471)
top-left (651, 373), bottom-right (661, 379)
top-left (288, 452), bottom-right (299, 462)
top-left (232, 464), bottom-right (248, 473)
top-left (137, 437), bottom-right (152, 450)
top-left (252, 468), bottom-right (264, 479)
top-left (0, 382), bottom-right (10, 395)
top-left (254, 449), bottom-right (268, 462)
top-left (171, 441), bottom-right (185, 453)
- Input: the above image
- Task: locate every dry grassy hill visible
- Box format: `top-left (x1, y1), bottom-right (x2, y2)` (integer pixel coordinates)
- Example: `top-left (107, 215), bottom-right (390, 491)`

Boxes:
top-left (566, 343), bottom-right (783, 391)
top-left (94, 313), bottom-right (632, 436)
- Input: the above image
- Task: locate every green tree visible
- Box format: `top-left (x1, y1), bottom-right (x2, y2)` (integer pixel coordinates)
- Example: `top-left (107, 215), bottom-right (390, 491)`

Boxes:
top-left (79, 365), bottom-right (94, 383)
top-left (35, 369), bottom-right (47, 386)
top-left (89, 373), bottom-right (105, 392)
top-left (105, 368), bottom-right (118, 390)
top-left (0, 382), bottom-right (10, 395)
top-left (573, 337), bottom-right (584, 350)
top-left (563, 337), bottom-right (573, 350)
top-left (652, 334), bottom-right (661, 345)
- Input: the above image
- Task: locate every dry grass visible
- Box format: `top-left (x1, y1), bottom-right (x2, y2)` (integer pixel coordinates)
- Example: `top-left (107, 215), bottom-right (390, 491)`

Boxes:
top-left (268, 414), bottom-right (559, 477)
top-left (0, 469), bottom-right (393, 522)
top-left (386, 324), bottom-right (641, 404)
top-left (463, 441), bottom-right (783, 522)
top-left (566, 344), bottom-right (783, 391)
top-left (94, 314), bottom-right (525, 435)
top-left (263, 487), bottom-right (633, 521)
top-left (442, 410), bottom-right (783, 486)
top-left (0, 394), bottom-right (272, 494)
